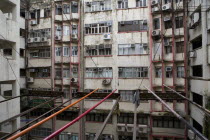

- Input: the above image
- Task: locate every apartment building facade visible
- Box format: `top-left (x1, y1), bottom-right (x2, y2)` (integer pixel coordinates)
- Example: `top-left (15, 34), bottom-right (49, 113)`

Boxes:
top-left (0, 0), bottom-right (26, 136)
top-left (187, 0), bottom-right (210, 139)
top-left (25, 0), bottom-right (189, 140)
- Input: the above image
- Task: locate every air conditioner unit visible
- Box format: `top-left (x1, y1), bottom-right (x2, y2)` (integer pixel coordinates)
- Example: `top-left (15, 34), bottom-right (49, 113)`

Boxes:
top-left (126, 124), bottom-right (134, 132)
top-left (30, 20), bottom-right (37, 25)
top-left (34, 37), bottom-right (41, 42)
top-left (28, 38), bottom-right (34, 43)
top-left (188, 130), bottom-right (195, 140)
top-left (29, 68), bottom-right (36, 72)
top-left (27, 77), bottom-right (34, 83)
top-left (103, 33), bottom-right (111, 40)
top-left (72, 34), bottom-right (78, 39)
top-left (86, 2), bottom-right (91, 7)
top-left (55, 36), bottom-right (61, 40)
top-left (152, 30), bottom-right (160, 36)
top-left (72, 1), bottom-right (78, 6)
top-left (166, 67), bottom-right (172, 71)
top-left (71, 78), bottom-right (78, 83)
top-left (162, 3), bottom-right (171, 11)
top-left (72, 67), bottom-right (78, 72)
top-left (41, 37), bottom-right (48, 42)
top-left (138, 125), bottom-right (148, 133)
top-left (43, 69), bottom-right (48, 72)
top-left (56, 26), bottom-right (62, 31)
top-left (164, 16), bottom-right (171, 21)
top-left (189, 51), bottom-right (196, 58)
top-left (152, 7), bottom-right (159, 13)
top-left (151, 0), bottom-right (159, 6)
top-left (117, 124), bottom-right (126, 132)
top-left (102, 79), bottom-right (111, 85)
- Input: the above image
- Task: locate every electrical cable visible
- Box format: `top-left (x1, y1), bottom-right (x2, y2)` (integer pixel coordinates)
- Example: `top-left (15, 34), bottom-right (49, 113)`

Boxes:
top-left (0, 95), bottom-right (28, 104)
top-left (1, 97), bottom-right (73, 140)
top-left (44, 89), bottom-right (117, 140)
top-left (7, 88), bottom-right (99, 140)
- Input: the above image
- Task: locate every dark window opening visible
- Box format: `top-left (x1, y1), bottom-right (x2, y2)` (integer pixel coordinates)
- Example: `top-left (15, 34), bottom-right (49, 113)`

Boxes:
top-left (20, 9), bottom-right (25, 18)
top-left (153, 18), bottom-right (160, 30)
top-left (20, 28), bottom-right (26, 37)
top-left (192, 92), bottom-right (203, 106)
top-left (44, 8), bottom-right (51, 18)
top-left (57, 111), bottom-right (78, 121)
top-left (164, 0), bottom-right (171, 4)
top-left (118, 20), bottom-right (147, 32)
top-left (192, 65), bottom-right (203, 77)
top-left (3, 49), bottom-right (12, 56)
top-left (176, 41), bottom-right (184, 53)
top-left (164, 20), bottom-right (172, 29)
top-left (20, 69), bottom-right (26, 77)
top-left (56, 5), bottom-right (62, 15)
top-left (71, 2), bottom-right (78, 13)
top-left (20, 48), bottom-right (25, 57)
top-left (191, 36), bottom-right (202, 50)
top-left (30, 11), bottom-right (36, 19)
top-left (4, 90), bottom-right (12, 97)
top-left (193, 119), bottom-right (203, 133)
top-left (175, 16), bottom-right (183, 28)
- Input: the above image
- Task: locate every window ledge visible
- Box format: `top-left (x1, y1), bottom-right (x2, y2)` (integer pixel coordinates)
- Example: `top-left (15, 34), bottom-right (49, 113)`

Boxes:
top-left (117, 7), bottom-right (148, 10)
top-left (34, 77), bottom-right (51, 79)
top-left (192, 47), bottom-right (202, 51)
top-left (118, 78), bottom-right (149, 79)
top-left (118, 54), bottom-right (148, 56)
top-left (85, 78), bottom-right (113, 79)
top-left (85, 33), bottom-right (112, 36)
top-left (118, 31), bottom-right (147, 33)
top-left (85, 55), bottom-right (112, 57)
top-left (85, 10), bottom-right (112, 13)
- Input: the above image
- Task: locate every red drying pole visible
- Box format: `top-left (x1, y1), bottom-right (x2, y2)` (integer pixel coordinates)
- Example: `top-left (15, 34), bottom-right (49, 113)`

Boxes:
top-left (44, 89), bottom-right (117, 140)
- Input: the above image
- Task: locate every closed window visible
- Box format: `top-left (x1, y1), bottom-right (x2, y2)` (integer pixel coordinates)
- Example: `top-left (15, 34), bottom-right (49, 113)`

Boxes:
top-left (119, 67), bottom-right (148, 78)
top-left (118, 44), bottom-right (148, 55)
top-left (63, 26), bottom-right (70, 36)
top-left (177, 66), bottom-right (184, 78)
top-left (63, 68), bottom-right (70, 78)
top-left (175, 16), bottom-right (183, 28)
top-left (118, 0), bottom-right (128, 9)
top-left (63, 4), bottom-right (70, 14)
top-left (86, 113), bottom-right (112, 123)
top-left (153, 18), bottom-right (160, 29)
top-left (30, 48), bottom-right (50, 58)
top-left (165, 45), bottom-right (172, 54)
top-left (34, 68), bottom-right (50, 78)
top-left (55, 5), bottom-right (62, 15)
top-left (71, 2), bottom-right (78, 13)
top-left (57, 111), bottom-right (78, 121)
top-left (176, 41), bottom-right (184, 53)
top-left (86, 67), bottom-right (112, 78)
top-left (72, 46), bottom-right (78, 56)
top-left (153, 117), bottom-right (185, 129)
top-left (136, 0), bottom-right (147, 7)
top-left (44, 8), bottom-right (51, 18)
top-left (118, 20), bottom-right (147, 32)
top-left (63, 47), bottom-right (70, 56)
top-left (30, 128), bottom-right (52, 137)
top-left (55, 68), bottom-right (62, 79)
top-left (55, 47), bottom-right (61, 56)
top-left (119, 90), bottom-right (134, 102)
top-left (86, 44), bottom-right (112, 56)
top-left (85, 21), bottom-right (112, 34)
top-left (85, 0), bottom-right (112, 12)
top-left (155, 67), bottom-right (162, 78)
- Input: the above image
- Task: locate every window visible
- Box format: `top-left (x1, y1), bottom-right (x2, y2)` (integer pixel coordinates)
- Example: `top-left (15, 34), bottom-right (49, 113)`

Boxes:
top-left (20, 48), bottom-right (25, 57)
top-left (118, 20), bottom-right (147, 32)
top-left (155, 67), bottom-right (162, 78)
top-left (191, 36), bottom-right (202, 50)
top-left (63, 4), bottom-right (70, 14)
top-left (119, 67), bottom-right (148, 78)
top-left (85, 89), bottom-right (112, 93)
top-left (175, 16), bottom-right (183, 28)
top-left (85, 0), bottom-right (112, 12)
top-left (86, 113), bottom-right (112, 123)
top-left (193, 119), bottom-right (203, 133)
top-left (20, 28), bottom-right (25, 37)
top-left (118, 113), bottom-right (134, 124)
top-left (30, 128), bottom-right (52, 137)
top-left (176, 0), bottom-right (182, 3)
top-left (120, 90), bottom-right (134, 101)
top-left (176, 41), bottom-right (184, 53)
top-left (165, 45), bottom-right (172, 54)
top-left (63, 26), bottom-right (70, 36)
top-left (56, 26), bottom-right (62, 37)
top-left (72, 46), bottom-right (78, 56)
top-left (136, 0), bottom-right (147, 7)
top-left (118, 0), bottom-right (128, 9)
top-left (165, 66), bottom-right (172, 78)
top-left (59, 133), bottom-right (78, 140)
top-left (118, 44), bottom-right (148, 55)
top-left (164, 0), bottom-right (171, 4)
top-left (86, 67), bottom-right (112, 78)
top-left (44, 8), bottom-right (51, 18)
top-left (20, 69), bottom-right (26, 77)
top-left (153, 117), bottom-right (185, 129)
top-left (71, 2), bottom-right (78, 13)
top-left (85, 21), bottom-right (112, 34)
top-left (192, 65), bottom-right (202, 77)
top-left (55, 68), bottom-right (62, 79)
top-left (72, 67), bottom-right (78, 78)
top-left (153, 43), bottom-right (161, 58)
top-left (57, 111), bottom-right (78, 121)
top-left (63, 47), bottom-right (70, 56)
top-left (56, 5), bottom-right (62, 15)
top-left (164, 20), bottom-right (172, 29)
top-left (3, 49), bottom-right (12, 56)
top-left (72, 25), bottom-right (78, 35)
top-left (34, 68), bottom-right (50, 78)
top-left (153, 18), bottom-right (160, 29)
top-left (55, 47), bottom-right (61, 56)
top-left (86, 44), bottom-right (112, 56)
top-left (63, 68), bottom-right (70, 78)
top-left (30, 10), bottom-right (36, 19)
top-left (63, 89), bottom-right (70, 99)
top-left (177, 66), bottom-right (184, 78)
top-left (30, 48), bottom-right (50, 58)
top-left (192, 92), bottom-right (203, 106)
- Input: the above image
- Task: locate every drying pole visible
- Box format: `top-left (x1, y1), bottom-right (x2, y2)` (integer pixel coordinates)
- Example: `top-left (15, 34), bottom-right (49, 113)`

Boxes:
top-left (133, 90), bottom-right (140, 140)
top-left (144, 85), bottom-right (208, 140)
top-left (44, 89), bottom-right (117, 140)
top-left (7, 88), bottom-right (99, 140)
top-left (163, 84), bottom-right (210, 117)
top-left (94, 97), bottom-right (120, 140)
